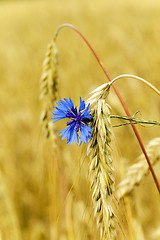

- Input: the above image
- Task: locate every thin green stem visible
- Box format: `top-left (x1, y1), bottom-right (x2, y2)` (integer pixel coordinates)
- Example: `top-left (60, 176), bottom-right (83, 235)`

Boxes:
top-left (110, 115), bottom-right (160, 127)
top-left (54, 23), bottom-right (160, 194)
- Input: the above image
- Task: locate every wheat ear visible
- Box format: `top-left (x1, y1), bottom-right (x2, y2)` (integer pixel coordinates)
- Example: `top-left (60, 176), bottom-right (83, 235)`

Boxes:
top-left (117, 138), bottom-right (160, 199)
top-left (87, 91), bottom-right (117, 239)
top-left (40, 40), bottom-right (58, 142)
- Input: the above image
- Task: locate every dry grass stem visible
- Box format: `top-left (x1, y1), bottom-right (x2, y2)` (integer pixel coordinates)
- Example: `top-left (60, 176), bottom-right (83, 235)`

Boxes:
top-left (40, 40), bottom-right (58, 142)
top-left (87, 95), bottom-right (118, 239)
top-left (117, 138), bottom-right (160, 199)
top-left (110, 74), bottom-right (160, 97)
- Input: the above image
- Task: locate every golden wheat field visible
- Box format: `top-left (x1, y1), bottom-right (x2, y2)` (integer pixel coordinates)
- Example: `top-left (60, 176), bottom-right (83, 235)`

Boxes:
top-left (0, 0), bottom-right (160, 239)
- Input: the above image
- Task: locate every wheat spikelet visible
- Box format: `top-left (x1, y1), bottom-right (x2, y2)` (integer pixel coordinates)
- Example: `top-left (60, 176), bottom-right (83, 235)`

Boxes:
top-left (40, 40), bottom-right (58, 142)
top-left (85, 82), bottom-right (110, 107)
top-left (117, 138), bottom-right (160, 199)
top-left (87, 96), bottom-right (117, 240)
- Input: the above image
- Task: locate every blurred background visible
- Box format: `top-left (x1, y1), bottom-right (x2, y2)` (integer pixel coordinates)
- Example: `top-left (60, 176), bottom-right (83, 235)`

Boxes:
top-left (0, 0), bottom-right (160, 239)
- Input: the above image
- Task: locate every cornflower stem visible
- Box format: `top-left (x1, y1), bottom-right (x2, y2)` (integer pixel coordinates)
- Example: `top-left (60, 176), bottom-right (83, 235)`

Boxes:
top-left (54, 23), bottom-right (160, 194)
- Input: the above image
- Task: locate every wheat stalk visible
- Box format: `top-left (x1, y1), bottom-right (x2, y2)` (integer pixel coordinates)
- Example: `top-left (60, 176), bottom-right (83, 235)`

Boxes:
top-left (87, 91), bottom-right (118, 239)
top-left (40, 39), bottom-right (58, 142)
top-left (117, 138), bottom-right (160, 199)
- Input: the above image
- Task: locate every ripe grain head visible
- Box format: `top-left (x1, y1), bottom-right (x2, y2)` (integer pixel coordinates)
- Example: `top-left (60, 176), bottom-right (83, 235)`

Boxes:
top-left (40, 40), bottom-right (58, 145)
top-left (86, 83), bottom-right (117, 239)
top-left (117, 138), bottom-right (160, 199)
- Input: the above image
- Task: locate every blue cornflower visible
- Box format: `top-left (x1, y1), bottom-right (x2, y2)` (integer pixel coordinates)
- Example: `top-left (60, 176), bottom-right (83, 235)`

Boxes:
top-left (51, 97), bottom-right (93, 145)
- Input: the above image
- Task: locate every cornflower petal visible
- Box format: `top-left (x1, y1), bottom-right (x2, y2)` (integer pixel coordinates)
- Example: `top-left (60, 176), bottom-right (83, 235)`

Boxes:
top-left (52, 97), bottom-right (93, 145)
top-left (80, 125), bottom-right (92, 145)
top-left (51, 117), bottom-right (65, 123)
top-left (51, 108), bottom-right (67, 122)
top-left (79, 97), bottom-right (85, 112)
top-left (58, 126), bottom-right (71, 140)
top-left (81, 103), bottom-right (92, 118)
top-left (64, 98), bottom-right (74, 109)
top-left (68, 128), bottom-right (79, 145)
top-left (55, 99), bottom-right (67, 111)
top-left (52, 109), bottom-right (66, 116)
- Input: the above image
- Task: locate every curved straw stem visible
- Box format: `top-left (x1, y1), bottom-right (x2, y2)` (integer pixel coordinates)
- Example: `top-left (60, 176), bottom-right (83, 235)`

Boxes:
top-left (54, 23), bottom-right (111, 81)
top-left (53, 23), bottom-right (160, 194)
top-left (110, 74), bottom-right (160, 96)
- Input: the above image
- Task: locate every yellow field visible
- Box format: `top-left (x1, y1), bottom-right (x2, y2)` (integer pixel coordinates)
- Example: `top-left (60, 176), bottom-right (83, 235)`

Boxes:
top-left (0, 0), bottom-right (160, 239)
